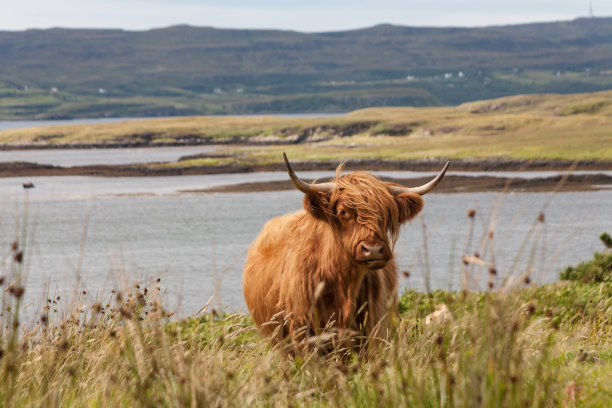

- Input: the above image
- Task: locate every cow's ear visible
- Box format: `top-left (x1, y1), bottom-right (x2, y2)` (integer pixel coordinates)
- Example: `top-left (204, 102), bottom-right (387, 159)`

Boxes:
top-left (395, 192), bottom-right (424, 224)
top-left (303, 191), bottom-right (332, 221)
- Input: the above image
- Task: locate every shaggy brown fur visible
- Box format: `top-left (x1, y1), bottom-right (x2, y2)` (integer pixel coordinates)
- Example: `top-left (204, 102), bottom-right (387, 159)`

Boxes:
top-left (243, 169), bottom-right (424, 351)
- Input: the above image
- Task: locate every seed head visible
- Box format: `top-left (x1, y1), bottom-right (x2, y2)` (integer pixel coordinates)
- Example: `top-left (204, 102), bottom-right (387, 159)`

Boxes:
top-left (552, 319), bottom-right (560, 330)
top-left (9, 286), bottom-right (25, 298)
top-left (510, 319), bottom-right (520, 333)
top-left (10, 241), bottom-right (18, 251)
top-left (526, 302), bottom-right (536, 315)
top-left (13, 251), bottom-right (23, 263)
top-left (538, 213), bottom-right (545, 223)
top-left (119, 307), bottom-right (132, 319)
top-left (467, 209), bottom-right (476, 218)
top-left (402, 270), bottom-right (410, 278)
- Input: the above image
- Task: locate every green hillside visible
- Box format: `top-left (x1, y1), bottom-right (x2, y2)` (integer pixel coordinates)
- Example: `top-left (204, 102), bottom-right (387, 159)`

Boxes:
top-left (2, 18), bottom-right (612, 118)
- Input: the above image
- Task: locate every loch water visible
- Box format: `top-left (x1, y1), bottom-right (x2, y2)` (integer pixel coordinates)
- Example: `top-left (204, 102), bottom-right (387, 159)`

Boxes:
top-left (1, 173), bottom-right (610, 316)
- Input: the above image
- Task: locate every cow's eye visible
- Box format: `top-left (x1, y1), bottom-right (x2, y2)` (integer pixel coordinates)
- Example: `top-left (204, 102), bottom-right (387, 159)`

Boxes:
top-left (337, 208), bottom-right (351, 220)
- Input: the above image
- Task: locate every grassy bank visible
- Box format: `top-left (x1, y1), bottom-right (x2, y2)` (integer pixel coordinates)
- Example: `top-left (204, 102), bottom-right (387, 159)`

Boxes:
top-left (2, 90), bottom-right (612, 166)
top-left (2, 237), bottom-right (612, 406)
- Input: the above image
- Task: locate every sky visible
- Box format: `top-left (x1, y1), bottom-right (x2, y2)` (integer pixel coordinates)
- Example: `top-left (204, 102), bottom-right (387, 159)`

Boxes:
top-left (0, 0), bottom-right (610, 32)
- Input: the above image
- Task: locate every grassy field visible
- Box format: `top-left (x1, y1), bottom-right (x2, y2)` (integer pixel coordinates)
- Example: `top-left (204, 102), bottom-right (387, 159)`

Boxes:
top-left (0, 84), bottom-right (440, 120)
top-left (2, 90), bottom-right (611, 165)
top-left (1, 239), bottom-right (611, 407)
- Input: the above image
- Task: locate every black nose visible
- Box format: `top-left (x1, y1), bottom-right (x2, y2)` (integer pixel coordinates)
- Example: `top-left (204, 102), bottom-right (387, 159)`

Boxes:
top-left (359, 243), bottom-right (384, 260)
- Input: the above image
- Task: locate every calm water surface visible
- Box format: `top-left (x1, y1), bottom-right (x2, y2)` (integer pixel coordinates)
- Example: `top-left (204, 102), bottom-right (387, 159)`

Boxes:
top-left (0, 146), bottom-right (220, 166)
top-left (0, 117), bottom-right (149, 131)
top-left (1, 175), bottom-right (610, 317)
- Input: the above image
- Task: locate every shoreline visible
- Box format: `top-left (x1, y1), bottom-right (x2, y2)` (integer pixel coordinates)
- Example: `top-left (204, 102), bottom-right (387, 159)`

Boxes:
top-left (1, 157), bottom-right (611, 194)
top-left (183, 174), bottom-right (612, 194)
top-left (2, 157), bottom-right (612, 178)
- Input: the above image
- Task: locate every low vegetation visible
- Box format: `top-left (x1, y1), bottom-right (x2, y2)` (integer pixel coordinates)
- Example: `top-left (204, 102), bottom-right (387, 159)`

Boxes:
top-left (560, 233), bottom-right (612, 283)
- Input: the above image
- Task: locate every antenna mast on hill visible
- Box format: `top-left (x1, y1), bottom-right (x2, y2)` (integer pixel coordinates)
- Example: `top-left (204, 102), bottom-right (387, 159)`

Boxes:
top-left (590, 0), bottom-right (594, 17)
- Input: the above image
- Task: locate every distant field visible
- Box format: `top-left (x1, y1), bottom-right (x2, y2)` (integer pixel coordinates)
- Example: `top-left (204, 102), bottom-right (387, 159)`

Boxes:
top-left (1, 91), bottom-right (611, 165)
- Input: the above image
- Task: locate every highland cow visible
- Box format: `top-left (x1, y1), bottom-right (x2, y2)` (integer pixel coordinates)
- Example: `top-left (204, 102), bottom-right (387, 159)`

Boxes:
top-left (243, 153), bottom-right (449, 350)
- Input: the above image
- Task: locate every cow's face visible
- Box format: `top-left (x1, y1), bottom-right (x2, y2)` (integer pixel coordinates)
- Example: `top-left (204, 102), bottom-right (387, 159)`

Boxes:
top-left (303, 172), bottom-right (424, 270)
top-left (283, 153), bottom-right (449, 270)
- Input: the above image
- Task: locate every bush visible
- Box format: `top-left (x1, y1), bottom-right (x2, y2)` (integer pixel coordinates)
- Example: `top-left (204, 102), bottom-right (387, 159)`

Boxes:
top-left (601, 232), bottom-right (612, 249)
top-left (560, 252), bottom-right (612, 283)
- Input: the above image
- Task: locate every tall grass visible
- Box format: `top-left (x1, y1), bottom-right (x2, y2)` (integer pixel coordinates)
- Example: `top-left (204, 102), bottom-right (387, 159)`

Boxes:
top-left (1, 200), bottom-right (611, 406)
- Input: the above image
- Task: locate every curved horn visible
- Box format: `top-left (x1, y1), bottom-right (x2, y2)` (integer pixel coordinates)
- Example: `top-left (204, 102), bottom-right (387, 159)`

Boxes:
top-left (388, 161), bottom-right (450, 196)
top-left (283, 153), bottom-right (335, 194)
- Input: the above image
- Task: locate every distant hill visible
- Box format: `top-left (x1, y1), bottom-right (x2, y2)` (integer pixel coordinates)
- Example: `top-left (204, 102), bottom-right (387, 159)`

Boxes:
top-left (2, 18), bottom-right (612, 119)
